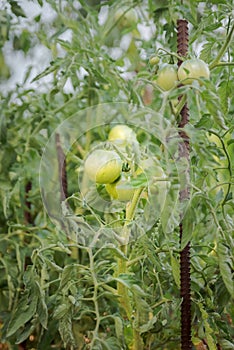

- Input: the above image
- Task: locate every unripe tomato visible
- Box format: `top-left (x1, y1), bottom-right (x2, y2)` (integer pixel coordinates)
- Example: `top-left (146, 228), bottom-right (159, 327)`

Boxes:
top-left (154, 64), bottom-right (178, 91)
top-left (84, 150), bottom-right (122, 184)
top-left (114, 8), bottom-right (138, 29)
top-left (149, 55), bottom-right (160, 66)
top-left (178, 58), bottom-right (210, 85)
top-left (108, 125), bottom-right (137, 146)
top-left (105, 174), bottom-right (135, 201)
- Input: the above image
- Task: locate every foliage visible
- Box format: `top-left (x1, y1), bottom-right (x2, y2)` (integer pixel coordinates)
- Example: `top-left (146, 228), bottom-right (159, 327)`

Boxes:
top-left (0, 0), bottom-right (233, 349)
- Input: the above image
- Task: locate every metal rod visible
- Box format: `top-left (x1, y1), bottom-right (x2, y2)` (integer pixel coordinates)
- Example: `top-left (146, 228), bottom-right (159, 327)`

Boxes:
top-left (177, 19), bottom-right (192, 350)
top-left (55, 133), bottom-right (68, 202)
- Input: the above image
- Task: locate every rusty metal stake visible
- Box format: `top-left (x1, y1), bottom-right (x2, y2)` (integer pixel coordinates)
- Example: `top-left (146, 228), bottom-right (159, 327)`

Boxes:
top-left (55, 133), bottom-right (68, 202)
top-left (177, 19), bottom-right (192, 350)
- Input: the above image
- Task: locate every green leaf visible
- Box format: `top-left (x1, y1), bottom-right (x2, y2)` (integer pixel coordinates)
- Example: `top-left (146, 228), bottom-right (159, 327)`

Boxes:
top-left (200, 42), bottom-right (215, 63)
top-left (218, 242), bottom-right (234, 298)
top-left (15, 322), bottom-right (36, 344)
top-left (105, 337), bottom-right (122, 350)
top-left (54, 303), bottom-right (70, 320)
top-left (170, 254), bottom-right (180, 288)
top-left (198, 302), bottom-right (217, 350)
top-left (218, 81), bottom-right (229, 115)
top-left (9, 0), bottom-right (26, 17)
top-left (36, 282), bottom-right (48, 329)
top-left (30, 58), bottom-right (64, 83)
top-left (130, 173), bottom-right (148, 188)
top-left (195, 114), bottom-right (214, 128)
top-left (114, 273), bottom-right (137, 289)
top-left (101, 243), bottom-right (128, 261)
top-left (181, 206), bottom-right (195, 250)
top-left (114, 316), bottom-right (123, 340)
top-left (7, 291), bottom-right (38, 337)
top-left (0, 114), bottom-right (7, 143)
top-left (219, 339), bottom-right (234, 349)
top-left (139, 315), bottom-right (157, 333)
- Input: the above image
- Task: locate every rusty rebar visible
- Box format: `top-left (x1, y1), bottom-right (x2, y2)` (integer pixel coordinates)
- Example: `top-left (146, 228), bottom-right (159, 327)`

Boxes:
top-left (177, 19), bottom-right (192, 350)
top-left (55, 133), bottom-right (68, 201)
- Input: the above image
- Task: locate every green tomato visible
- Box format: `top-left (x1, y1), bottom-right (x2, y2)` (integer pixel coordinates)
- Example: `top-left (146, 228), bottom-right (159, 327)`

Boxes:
top-left (105, 174), bottom-right (135, 201)
top-left (84, 149), bottom-right (122, 184)
top-left (178, 58), bottom-right (210, 85)
top-left (114, 8), bottom-right (138, 29)
top-left (108, 124), bottom-right (137, 146)
top-left (154, 64), bottom-right (178, 91)
top-left (149, 55), bottom-right (160, 66)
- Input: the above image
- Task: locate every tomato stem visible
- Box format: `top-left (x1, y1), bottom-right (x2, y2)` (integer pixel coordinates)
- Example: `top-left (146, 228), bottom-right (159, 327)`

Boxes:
top-left (174, 94), bottom-right (187, 118)
top-left (117, 186), bottom-right (144, 349)
top-left (209, 22), bottom-right (234, 70)
top-left (156, 47), bottom-right (186, 62)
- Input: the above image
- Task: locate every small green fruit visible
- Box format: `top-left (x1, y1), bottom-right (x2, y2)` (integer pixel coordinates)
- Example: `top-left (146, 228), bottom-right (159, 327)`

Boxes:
top-left (108, 124), bottom-right (137, 147)
top-left (84, 149), bottom-right (122, 184)
top-left (149, 55), bottom-right (160, 66)
top-left (154, 64), bottom-right (178, 91)
top-left (114, 8), bottom-right (138, 29)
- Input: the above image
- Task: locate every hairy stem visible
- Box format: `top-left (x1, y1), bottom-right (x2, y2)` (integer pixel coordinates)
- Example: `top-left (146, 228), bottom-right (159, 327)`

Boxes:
top-left (209, 22), bottom-right (234, 70)
top-left (117, 187), bottom-right (144, 349)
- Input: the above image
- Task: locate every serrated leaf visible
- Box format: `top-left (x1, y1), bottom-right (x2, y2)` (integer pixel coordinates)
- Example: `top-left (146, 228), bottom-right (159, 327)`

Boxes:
top-left (7, 291), bottom-right (38, 337)
top-left (218, 242), bottom-right (234, 297)
top-left (102, 244), bottom-right (128, 261)
top-left (195, 114), bottom-right (214, 128)
top-left (114, 316), bottom-right (123, 340)
top-left (31, 59), bottom-right (63, 83)
top-left (54, 303), bottom-right (70, 319)
top-left (200, 42), bottom-right (215, 63)
top-left (132, 284), bottom-right (147, 297)
top-left (139, 315), bottom-right (157, 333)
top-left (218, 81), bottom-right (229, 115)
top-left (59, 314), bottom-right (75, 347)
top-left (15, 322), bottom-right (36, 344)
top-left (170, 254), bottom-right (180, 288)
top-left (114, 273), bottom-right (137, 289)
top-left (105, 336), bottom-right (122, 350)
top-left (36, 282), bottom-right (48, 329)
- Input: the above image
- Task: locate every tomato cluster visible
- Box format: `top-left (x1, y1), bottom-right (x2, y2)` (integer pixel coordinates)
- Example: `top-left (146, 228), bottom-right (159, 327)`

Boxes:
top-left (150, 57), bottom-right (210, 91)
top-left (84, 125), bottom-right (137, 201)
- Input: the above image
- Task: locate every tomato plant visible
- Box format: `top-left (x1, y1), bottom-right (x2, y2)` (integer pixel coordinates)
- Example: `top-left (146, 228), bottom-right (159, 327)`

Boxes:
top-left (0, 1), bottom-right (233, 350)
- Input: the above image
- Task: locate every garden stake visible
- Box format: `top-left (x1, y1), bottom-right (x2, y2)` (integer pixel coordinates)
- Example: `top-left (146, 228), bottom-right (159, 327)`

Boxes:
top-left (55, 133), bottom-right (79, 258)
top-left (177, 19), bottom-right (192, 350)
top-left (55, 133), bottom-right (68, 201)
